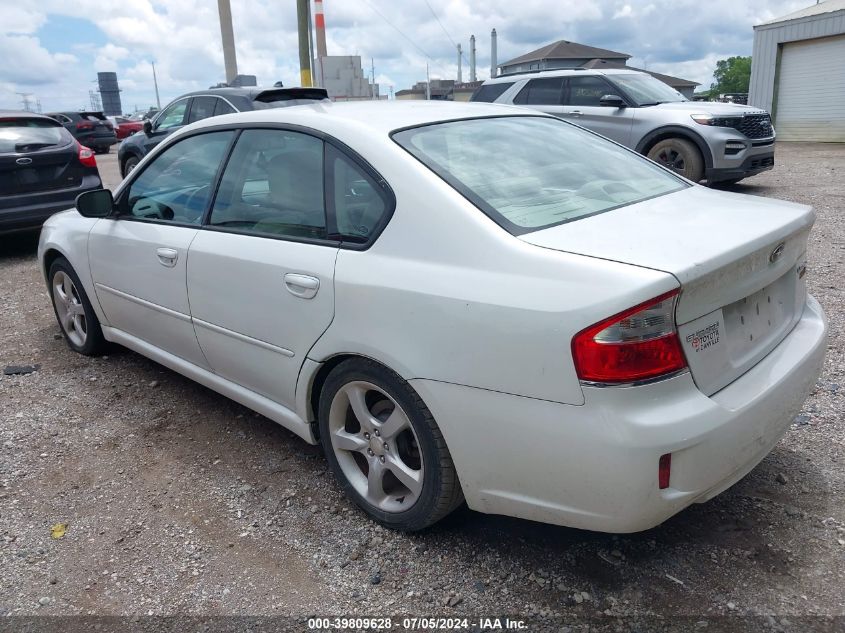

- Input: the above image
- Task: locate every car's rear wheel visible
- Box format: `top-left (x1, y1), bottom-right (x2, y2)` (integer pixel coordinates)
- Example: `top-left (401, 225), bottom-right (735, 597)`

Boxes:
top-left (318, 359), bottom-right (463, 531)
top-left (49, 258), bottom-right (106, 356)
top-left (94, 146), bottom-right (111, 155)
top-left (122, 155), bottom-right (140, 177)
top-left (647, 138), bottom-right (704, 182)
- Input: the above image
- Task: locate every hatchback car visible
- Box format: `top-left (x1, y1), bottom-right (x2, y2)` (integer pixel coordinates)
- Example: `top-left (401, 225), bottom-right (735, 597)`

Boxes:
top-left (1, 111), bottom-right (102, 235)
top-left (118, 86), bottom-right (328, 176)
top-left (473, 69), bottom-right (776, 185)
top-left (38, 102), bottom-right (826, 532)
top-left (46, 111), bottom-right (117, 154)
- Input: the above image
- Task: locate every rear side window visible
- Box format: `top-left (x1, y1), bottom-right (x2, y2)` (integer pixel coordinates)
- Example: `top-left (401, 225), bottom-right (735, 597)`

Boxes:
top-left (513, 78), bottom-right (564, 105)
top-left (0, 118), bottom-right (70, 154)
top-left (208, 129), bottom-right (327, 240)
top-left (470, 82), bottom-right (514, 102)
top-left (186, 96), bottom-right (217, 124)
top-left (565, 76), bottom-right (614, 106)
top-left (328, 145), bottom-right (389, 243)
top-left (214, 99), bottom-right (236, 116)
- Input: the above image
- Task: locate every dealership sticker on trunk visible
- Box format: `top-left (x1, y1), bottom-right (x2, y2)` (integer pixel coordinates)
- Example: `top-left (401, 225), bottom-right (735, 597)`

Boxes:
top-left (686, 321), bottom-right (721, 353)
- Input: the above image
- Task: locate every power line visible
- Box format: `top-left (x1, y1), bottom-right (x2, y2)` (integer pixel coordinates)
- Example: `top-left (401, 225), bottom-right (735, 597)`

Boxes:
top-left (357, 0), bottom-right (433, 60)
top-left (422, 0), bottom-right (470, 66)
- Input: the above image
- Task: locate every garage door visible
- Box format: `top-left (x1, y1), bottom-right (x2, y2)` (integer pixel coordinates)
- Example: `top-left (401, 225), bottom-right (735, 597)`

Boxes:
top-left (776, 34), bottom-right (845, 141)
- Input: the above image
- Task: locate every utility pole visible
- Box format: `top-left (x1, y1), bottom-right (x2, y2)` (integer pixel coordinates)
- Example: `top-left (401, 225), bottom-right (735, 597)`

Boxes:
top-left (217, 0), bottom-right (239, 84)
top-left (151, 61), bottom-right (161, 109)
top-left (296, 0), bottom-right (313, 87)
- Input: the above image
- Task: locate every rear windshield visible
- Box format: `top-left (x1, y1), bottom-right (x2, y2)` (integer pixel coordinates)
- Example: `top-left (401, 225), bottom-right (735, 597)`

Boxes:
top-left (0, 118), bottom-right (70, 154)
top-left (393, 116), bottom-right (686, 235)
top-left (470, 82), bottom-right (514, 102)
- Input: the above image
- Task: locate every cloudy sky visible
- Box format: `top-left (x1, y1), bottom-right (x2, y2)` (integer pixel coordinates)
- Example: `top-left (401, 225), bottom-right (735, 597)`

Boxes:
top-left (0, 0), bottom-right (812, 113)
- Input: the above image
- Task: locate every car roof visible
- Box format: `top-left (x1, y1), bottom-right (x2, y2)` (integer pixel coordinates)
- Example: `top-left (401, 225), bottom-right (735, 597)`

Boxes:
top-left (180, 86), bottom-right (328, 101)
top-left (485, 68), bottom-right (647, 83)
top-left (186, 100), bottom-right (547, 137)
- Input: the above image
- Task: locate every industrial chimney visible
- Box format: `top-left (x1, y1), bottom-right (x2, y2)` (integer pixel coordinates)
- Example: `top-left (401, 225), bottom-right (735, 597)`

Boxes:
top-left (470, 35), bottom-right (477, 82)
top-left (217, 0), bottom-right (239, 84)
top-left (490, 28), bottom-right (497, 78)
top-left (314, 0), bottom-right (327, 58)
top-left (457, 43), bottom-right (462, 84)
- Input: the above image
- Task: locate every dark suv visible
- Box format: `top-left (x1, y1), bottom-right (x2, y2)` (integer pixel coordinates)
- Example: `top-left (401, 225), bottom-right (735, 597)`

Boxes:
top-left (118, 86), bottom-right (328, 176)
top-left (46, 111), bottom-right (118, 155)
top-left (1, 111), bottom-right (102, 235)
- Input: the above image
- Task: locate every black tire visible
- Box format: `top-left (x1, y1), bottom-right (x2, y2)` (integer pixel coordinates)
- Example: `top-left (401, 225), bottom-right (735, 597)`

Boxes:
top-left (647, 137), bottom-right (705, 182)
top-left (318, 358), bottom-right (463, 531)
top-left (122, 155), bottom-right (140, 177)
top-left (48, 257), bottom-right (107, 356)
top-left (712, 177), bottom-right (744, 187)
top-left (100, 145), bottom-right (111, 155)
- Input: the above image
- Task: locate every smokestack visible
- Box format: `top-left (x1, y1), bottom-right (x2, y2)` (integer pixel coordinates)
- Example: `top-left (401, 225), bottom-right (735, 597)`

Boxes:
top-left (470, 35), bottom-right (477, 82)
top-left (314, 0), bottom-right (327, 59)
top-left (217, 0), bottom-right (238, 84)
top-left (490, 28), bottom-right (497, 78)
top-left (457, 43), bottom-right (462, 84)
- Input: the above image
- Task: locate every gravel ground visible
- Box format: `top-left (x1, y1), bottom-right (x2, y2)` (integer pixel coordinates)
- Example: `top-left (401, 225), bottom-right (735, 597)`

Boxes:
top-left (1, 145), bottom-right (844, 630)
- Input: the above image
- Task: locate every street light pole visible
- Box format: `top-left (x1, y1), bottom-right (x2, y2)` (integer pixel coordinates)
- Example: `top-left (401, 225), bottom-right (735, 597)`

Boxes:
top-left (151, 61), bottom-right (161, 109)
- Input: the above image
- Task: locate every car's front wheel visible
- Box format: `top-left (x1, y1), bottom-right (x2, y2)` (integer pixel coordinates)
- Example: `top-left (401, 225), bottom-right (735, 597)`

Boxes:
top-left (48, 257), bottom-right (107, 356)
top-left (647, 137), bottom-right (704, 182)
top-left (318, 359), bottom-right (463, 531)
top-left (122, 155), bottom-right (140, 177)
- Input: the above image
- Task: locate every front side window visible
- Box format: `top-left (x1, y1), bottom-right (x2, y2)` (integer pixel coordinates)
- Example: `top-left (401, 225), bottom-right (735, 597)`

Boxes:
top-left (123, 131), bottom-right (234, 224)
top-left (608, 73), bottom-right (687, 105)
top-left (565, 76), bottom-right (614, 107)
top-left (155, 100), bottom-right (188, 131)
top-left (513, 78), bottom-right (564, 105)
top-left (208, 129), bottom-right (327, 240)
top-left (393, 116), bottom-right (686, 234)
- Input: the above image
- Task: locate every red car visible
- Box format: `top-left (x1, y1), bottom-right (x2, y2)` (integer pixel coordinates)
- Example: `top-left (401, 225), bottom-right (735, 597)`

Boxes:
top-left (108, 116), bottom-right (143, 140)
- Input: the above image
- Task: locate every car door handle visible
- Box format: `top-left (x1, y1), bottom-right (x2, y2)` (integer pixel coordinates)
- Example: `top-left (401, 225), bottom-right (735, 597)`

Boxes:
top-left (284, 273), bottom-right (320, 299)
top-left (156, 247), bottom-right (178, 267)
top-left (569, 110), bottom-right (583, 117)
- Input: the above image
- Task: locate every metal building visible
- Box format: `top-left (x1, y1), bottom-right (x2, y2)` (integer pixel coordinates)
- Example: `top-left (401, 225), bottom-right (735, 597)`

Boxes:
top-left (749, 0), bottom-right (845, 141)
top-left (97, 72), bottom-right (122, 116)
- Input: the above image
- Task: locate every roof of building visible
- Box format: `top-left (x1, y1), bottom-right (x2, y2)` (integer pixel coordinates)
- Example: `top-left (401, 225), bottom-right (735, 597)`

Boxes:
top-left (580, 59), bottom-right (700, 87)
top-left (758, 0), bottom-right (845, 26)
top-left (500, 40), bottom-right (631, 68)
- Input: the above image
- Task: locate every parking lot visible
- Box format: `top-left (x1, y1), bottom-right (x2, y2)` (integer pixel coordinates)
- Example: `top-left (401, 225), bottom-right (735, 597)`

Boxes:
top-left (1, 143), bottom-right (844, 626)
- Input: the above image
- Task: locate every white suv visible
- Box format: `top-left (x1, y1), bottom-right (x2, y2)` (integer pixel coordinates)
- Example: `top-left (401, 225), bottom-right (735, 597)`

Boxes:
top-left (473, 68), bottom-right (775, 185)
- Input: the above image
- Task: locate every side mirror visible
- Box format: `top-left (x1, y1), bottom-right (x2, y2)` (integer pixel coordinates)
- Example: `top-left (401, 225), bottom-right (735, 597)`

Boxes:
top-left (143, 120), bottom-right (153, 135)
top-left (599, 94), bottom-right (626, 108)
top-left (76, 189), bottom-right (114, 218)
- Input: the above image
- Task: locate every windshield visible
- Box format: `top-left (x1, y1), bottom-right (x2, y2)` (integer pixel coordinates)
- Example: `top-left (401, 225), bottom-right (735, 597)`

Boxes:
top-left (393, 116), bottom-right (686, 235)
top-left (609, 73), bottom-right (687, 105)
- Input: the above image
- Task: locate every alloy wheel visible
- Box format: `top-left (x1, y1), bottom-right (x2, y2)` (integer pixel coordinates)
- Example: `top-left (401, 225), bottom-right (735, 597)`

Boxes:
top-left (52, 271), bottom-right (87, 347)
top-left (656, 147), bottom-right (686, 172)
top-left (327, 381), bottom-right (424, 512)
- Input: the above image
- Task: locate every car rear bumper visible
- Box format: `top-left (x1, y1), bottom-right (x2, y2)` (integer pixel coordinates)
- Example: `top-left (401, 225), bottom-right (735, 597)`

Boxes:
top-left (410, 294), bottom-right (827, 532)
top-left (0, 174), bottom-right (102, 234)
top-left (77, 132), bottom-right (118, 148)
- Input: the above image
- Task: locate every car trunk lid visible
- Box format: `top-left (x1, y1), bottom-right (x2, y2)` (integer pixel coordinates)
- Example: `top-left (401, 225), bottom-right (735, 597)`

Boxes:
top-left (520, 186), bottom-right (813, 395)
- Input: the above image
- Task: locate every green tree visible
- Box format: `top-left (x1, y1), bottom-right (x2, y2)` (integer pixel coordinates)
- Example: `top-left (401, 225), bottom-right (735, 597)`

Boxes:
top-left (710, 56), bottom-right (752, 95)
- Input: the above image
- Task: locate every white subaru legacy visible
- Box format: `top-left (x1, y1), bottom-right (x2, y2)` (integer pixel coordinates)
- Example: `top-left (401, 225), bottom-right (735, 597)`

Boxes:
top-left (38, 101), bottom-right (827, 532)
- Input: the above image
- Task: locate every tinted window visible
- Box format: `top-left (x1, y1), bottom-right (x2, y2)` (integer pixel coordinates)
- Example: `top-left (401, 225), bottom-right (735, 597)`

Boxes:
top-left (566, 76), bottom-right (613, 106)
top-left (208, 129), bottom-right (326, 240)
top-left (155, 100), bottom-right (188, 131)
top-left (186, 96), bottom-right (217, 124)
top-left (329, 146), bottom-right (388, 242)
top-left (213, 99), bottom-right (237, 116)
top-left (123, 131), bottom-right (234, 224)
top-left (470, 82), bottom-right (514, 103)
top-left (513, 78), bottom-right (564, 105)
top-left (0, 118), bottom-right (70, 153)
top-left (394, 117), bottom-right (685, 234)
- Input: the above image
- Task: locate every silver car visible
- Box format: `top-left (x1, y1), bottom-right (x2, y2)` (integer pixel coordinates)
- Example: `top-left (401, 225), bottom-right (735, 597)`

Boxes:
top-left (473, 69), bottom-right (775, 185)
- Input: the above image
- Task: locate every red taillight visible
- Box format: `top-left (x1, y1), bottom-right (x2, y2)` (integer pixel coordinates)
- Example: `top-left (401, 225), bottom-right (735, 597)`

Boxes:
top-left (658, 453), bottom-right (672, 489)
top-left (77, 142), bottom-right (97, 168)
top-left (572, 290), bottom-right (687, 384)
top-left (76, 121), bottom-right (95, 130)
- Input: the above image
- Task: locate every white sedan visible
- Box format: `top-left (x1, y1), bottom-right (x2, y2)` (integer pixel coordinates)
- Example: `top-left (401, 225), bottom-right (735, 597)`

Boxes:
top-left (38, 101), bottom-right (827, 532)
